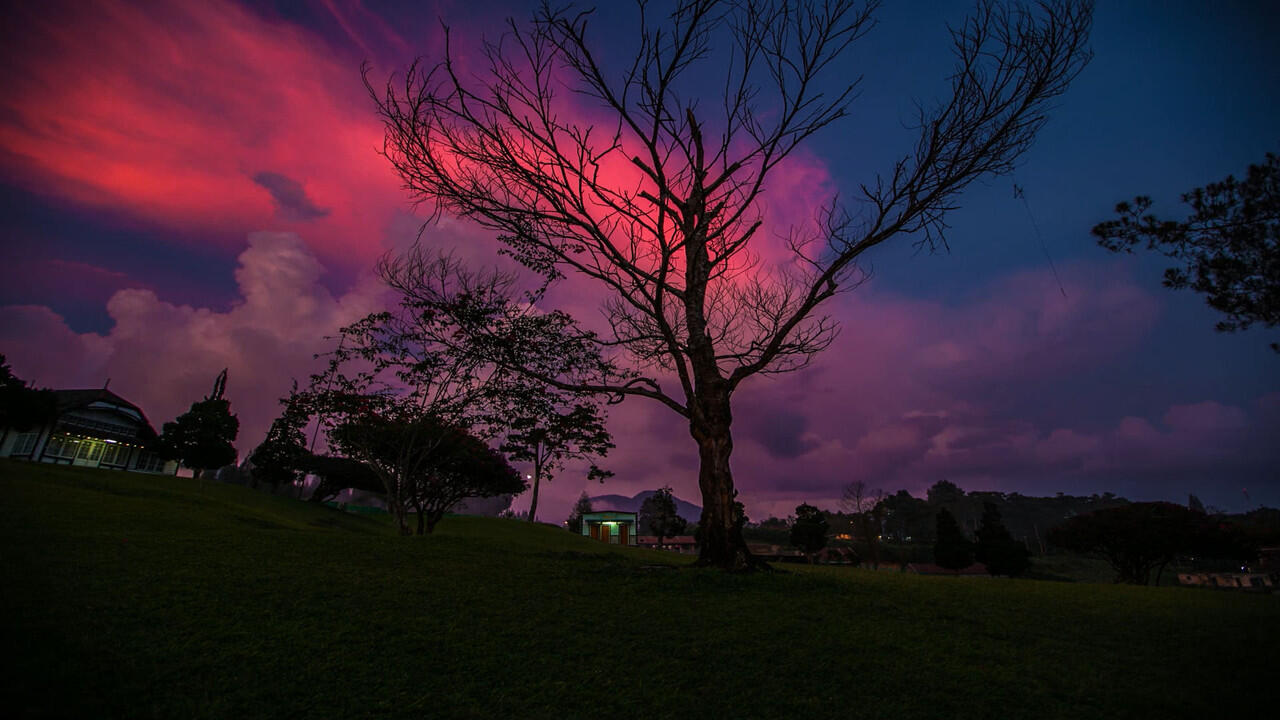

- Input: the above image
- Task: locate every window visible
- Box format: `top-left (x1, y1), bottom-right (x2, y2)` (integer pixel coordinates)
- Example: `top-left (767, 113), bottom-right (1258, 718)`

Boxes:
top-left (12, 432), bottom-right (38, 456)
top-left (44, 435), bottom-right (75, 459)
top-left (100, 443), bottom-right (122, 466)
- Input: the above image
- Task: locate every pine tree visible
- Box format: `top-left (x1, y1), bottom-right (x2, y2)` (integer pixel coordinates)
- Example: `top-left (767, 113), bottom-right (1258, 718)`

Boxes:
top-left (566, 491), bottom-right (593, 534)
top-left (934, 508), bottom-right (975, 571)
top-left (974, 502), bottom-right (1030, 577)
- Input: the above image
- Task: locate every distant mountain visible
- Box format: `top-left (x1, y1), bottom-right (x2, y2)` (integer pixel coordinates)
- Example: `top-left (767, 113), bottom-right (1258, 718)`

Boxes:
top-left (588, 490), bottom-right (702, 524)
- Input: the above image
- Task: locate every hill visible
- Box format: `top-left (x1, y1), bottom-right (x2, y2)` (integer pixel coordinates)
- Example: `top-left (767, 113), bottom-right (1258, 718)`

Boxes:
top-left (2, 459), bottom-right (1276, 719)
top-left (589, 489), bottom-right (702, 523)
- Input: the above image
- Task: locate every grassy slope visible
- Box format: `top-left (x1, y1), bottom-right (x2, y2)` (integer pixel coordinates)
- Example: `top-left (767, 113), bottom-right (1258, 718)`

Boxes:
top-left (2, 460), bottom-right (1274, 719)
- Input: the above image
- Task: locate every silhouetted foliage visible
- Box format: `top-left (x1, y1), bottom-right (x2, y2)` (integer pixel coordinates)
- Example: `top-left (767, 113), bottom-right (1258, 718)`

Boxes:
top-left (331, 414), bottom-right (525, 534)
top-left (566, 491), bottom-right (593, 534)
top-left (300, 453), bottom-right (382, 504)
top-left (499, 399), bottom-right (613, 523)
top-left (791, 503), bottom-right (829, 564)
top-left (841, 480), bottom-right (885, 568)
top-left (249, 390), bottom-right (309, 493)
top-left (974, 502), bottom-right (1030, 576)
top-left (934, 508), bottom-right (975, 571)
top-left (368, 0), bottom-right (1092, 569)
top-left (640, 486), bottom-right (689, 545)
top-left (1093, 151), bottom-right (1280, 352)
top-left (0, 354), bottom-right (56, 432)
top-left (156, 369), bottom-right (239, 478)
top-left (1047, 502), bottom-right (1255, 585)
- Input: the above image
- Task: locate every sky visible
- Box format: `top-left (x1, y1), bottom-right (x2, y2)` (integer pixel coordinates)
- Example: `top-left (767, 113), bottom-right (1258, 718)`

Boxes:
top-left (1, 0), bottom-right (1277, 521)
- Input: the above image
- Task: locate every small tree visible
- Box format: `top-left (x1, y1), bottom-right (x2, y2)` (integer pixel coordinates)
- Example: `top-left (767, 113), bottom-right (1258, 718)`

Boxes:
top-left (157, 369), bottom-right (239, 479)
top-left (640, 486), bottom-right (689, 547)
top-left (934, 508), bottom-right (975, 571)
top-left (974, 502), bottom-right (1029, 577)
top-left (566, 491), bottom-right (593, 533)
top-left (1093, 151), bottom-right (1280, 352)
top-left (790, 504), bottom-right (829, 564)
top-left (499, 399), bottom-right (613, 523)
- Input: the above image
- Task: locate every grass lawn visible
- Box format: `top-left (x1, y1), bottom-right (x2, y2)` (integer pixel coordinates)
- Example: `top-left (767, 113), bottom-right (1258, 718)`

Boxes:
top-left (2, 460), bottom-right (1275, 719)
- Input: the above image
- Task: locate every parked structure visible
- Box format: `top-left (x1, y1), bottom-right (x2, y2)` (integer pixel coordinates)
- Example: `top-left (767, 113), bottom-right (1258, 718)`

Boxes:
top-left (0, 388), bottom-right (172, 473)
top-left (636, 535), bottom-right (697, 553)
top-left (580, 510), bottom-right (638, 546)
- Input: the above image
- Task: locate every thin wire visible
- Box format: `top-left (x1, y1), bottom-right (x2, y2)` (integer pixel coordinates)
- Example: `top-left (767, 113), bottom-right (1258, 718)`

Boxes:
top-left (1014, 182), bottom-right (1068, 298)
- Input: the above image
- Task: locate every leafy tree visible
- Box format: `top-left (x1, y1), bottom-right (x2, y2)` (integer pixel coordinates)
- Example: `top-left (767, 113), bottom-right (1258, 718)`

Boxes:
top-left (934, 508), bottom-right (975, 571)
top-left (157, 369), bottom-right (239, 479)
top-left (1047, 501), bottom-right (1254, 585)
top-left (841, 480), bottom-right (885, 568)
top-left (0, 353), bottom-right (56, 435)
top-left (1188, 494), bottom-right (1207, 514)
top-left (368, 1), bottom-right (1092, 569)
top-left (640, 486), bottom-right (689, 546)
top-left (249, 389), bottom-right (309, 493)
top-left (331, 413), bottom-right (525, 534)
top-left (1093, 152), bottom-right (1280, 352)
top-left (566, 491), bottom-right (593, 534)
top-left (974, 502), bottom-right (1030, 577)
top-left (790, 504), bottom-right (829, 564)
top-left (879, 490), bottom-right (935, 543)
top-left (499, 399), bottom-right (613, 523)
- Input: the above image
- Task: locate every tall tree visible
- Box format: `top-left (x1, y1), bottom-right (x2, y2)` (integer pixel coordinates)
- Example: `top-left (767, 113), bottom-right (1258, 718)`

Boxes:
top-left (974, 502), bottom-right (1029, 577)
top-left (640, 486), bottom-right (689, 546)
top-left (499, 398), bottom-right (613, 523)
top-left (790, 503), bottom-right (829, 564)
top-left (1093, 152), bottom-right (1280, 352)
top-left (934, 508), bottom-right (975, 571)
top-left (566, 491), bottom-right (593, 534)
top-left (369, 0), bottom-right (1092, 568)
top-left (157, 369), bottom-right (239, 479)
top-left (249, 388), bottom-right (309, 493)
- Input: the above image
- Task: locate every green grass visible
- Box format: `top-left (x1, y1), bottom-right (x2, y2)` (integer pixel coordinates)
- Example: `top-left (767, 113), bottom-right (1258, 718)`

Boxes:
top-left (2, 460), bottom-right (1275, 719)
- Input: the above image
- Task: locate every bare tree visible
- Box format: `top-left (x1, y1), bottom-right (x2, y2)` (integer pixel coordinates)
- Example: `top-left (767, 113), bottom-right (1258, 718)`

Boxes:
top-left (841, 480), bottom-right (885, 568)
top-left (368, 0), bottom-right (1092, 568)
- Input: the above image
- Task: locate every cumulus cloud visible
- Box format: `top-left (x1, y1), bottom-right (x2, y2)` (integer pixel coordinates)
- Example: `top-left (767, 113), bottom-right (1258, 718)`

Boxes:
top-left (0, 233), bottom-right (386, 451)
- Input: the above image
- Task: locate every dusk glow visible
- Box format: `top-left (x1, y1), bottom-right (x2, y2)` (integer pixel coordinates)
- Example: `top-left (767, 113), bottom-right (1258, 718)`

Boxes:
top-left (2, 0), bottom-right (1277, 522)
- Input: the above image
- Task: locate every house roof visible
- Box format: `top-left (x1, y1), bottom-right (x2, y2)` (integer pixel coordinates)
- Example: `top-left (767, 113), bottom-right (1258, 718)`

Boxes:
top-left (51, 388), bottom-right (157, 439)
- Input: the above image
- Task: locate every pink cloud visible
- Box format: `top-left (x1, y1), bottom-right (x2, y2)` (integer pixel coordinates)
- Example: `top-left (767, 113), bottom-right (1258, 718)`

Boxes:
top-left (1, 233), bottom-right (387, 453)
top-left (0, 0), bottom-right (409, 267)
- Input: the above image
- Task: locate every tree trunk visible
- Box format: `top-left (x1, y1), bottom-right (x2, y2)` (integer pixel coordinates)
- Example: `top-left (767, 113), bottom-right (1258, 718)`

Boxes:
top-left (527, 461), bottom-right (542, 522)
top-left (690, 387), bottom-right (761, 571)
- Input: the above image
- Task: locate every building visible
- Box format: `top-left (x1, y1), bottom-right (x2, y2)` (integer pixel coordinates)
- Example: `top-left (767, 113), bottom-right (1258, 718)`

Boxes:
top-left (0, 388), bottom-right (171, 473)
top-left (580, 510), bottom-right (638, 546)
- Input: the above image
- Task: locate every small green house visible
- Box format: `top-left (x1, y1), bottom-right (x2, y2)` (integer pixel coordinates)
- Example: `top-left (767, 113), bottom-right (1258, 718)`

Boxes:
top-left (581, 510), bottom-right (638, 546)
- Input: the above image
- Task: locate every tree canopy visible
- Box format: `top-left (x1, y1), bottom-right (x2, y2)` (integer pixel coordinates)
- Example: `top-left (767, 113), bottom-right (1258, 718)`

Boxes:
top-left (0, 354), bottom-right (56, 433)
top-left (790, 503), bottom-right (829, 563)
top-left (1093, 151), bottom-right (1280, 352)
top-left (934, 508), bottom-right (975, 571)
top-left (156, 369), bottom-right (239, 477)
top-left (974, 502), bottom-right (1030, 577)
top-left (368, 0), bottom-right (1092, 568)
top-left (640, 486), bottom-right (688, 544)
top-left (1047, 501), bottom-right (1254, 585)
